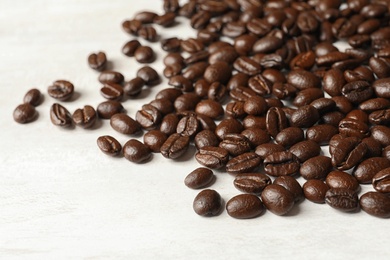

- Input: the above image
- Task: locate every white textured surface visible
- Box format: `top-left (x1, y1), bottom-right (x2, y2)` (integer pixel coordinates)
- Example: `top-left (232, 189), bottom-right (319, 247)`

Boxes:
top-left (1, 1), bottom-right (390, 259)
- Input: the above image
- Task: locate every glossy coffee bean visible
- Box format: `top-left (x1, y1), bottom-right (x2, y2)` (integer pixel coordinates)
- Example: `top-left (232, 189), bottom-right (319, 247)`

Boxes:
top-left (134, 46), bottom-right (155, 63)
top-left (261, 184), bottom-right (295, 216)
top-left (23, 88), bottom-right (42, 106)
top-left (226, 152), bottom-right (261, 174)
top-left (123, 139), bottom-right (151, 163)
top-left (233, 56), bottom-right (262, 76)
top-left (371, 125), bottom-right (390, 147)
top-left (287, 70), bottom-right (321, 90)
top-left (96, 100), bottom-right (124, 119)
top-left (185, 168), bottom-right (215, 189)
top-left (233, 173), bottom-right (271, 195)
top-left (161, 37), bottom-right (181, 52)
top-left (124, 77), bottom-right (145, 97)
top-left (360, 192), bottom-right (390, 218)
top-left (194, 130), bottom-right (219, 150)
top-left (88, 51), bottom-right (107, 71)
top-left (326, 171), bottom-right (360, 193)
top-left (372, 168), bottom-right (390, 193)
top-left (50, 103), bottom-right (72, 127)
top-left (290, 105), bottom-right (319, 128)
top-left (241, 128), bottom-right (270, 148)
top-left (306, 124), bottom-right (339, 145)
top-left (226, 194), bottom-right (264, 219)
top-left (323, 69), bottom-right (345, 97)
top-left (255, 143), bottom-right (285, 160)
top-left (219, 134), bottom-right (251, 156)
top-left (100, 83), bottom-right (124, 101)
top-left (264, 151), bottom-right (300, 177)
top-left (266, 107), bottom-right (289, 138)
top-left (98, 71), bottom-right (124, 84)
top-left (160, 133), bottom-right (190, 159)
top-left (97, 135), bottom-right (122, 156)
top-left (138, 26), bottom-right (158, 42)
top-left (273, 176), bottom-right (303, 202)
top-left (275, 127), bottom-right (304, 148)
top-left (48, 80), bottom-right (74, 101)
top-left (373, 78), bottom-right (390, 99)
top-left (136, 104), bottom-right (162, 130)
top-left (353, 157), bottom-right (390, 184)
top-left (149, 98), bottom-right (174, 116)
top-left (122, 19), bottom-right (142, 35)
top-left (341, 80), bottom-right (373, 104)
top-left (195, 99), bottom-right (224, 120)
top-left (289, 140), bottom-right (321, 163)
top-left (204, 61), bottom-right (231, 84)
top-left (330, 136), bottom-right (367, 170)
top-left (137, 66), bottom-right (160, 86)
top-left (293, 88), bottom-right (324, 107)
top-left (300, 156), bottom-right (333, 180)
top-left (193, 189), bottom-right (222, 217)
top-left (196, 146), bottom-right (229, 169)
top-left (13, 103), bottom-right (37, 124)
top-left (72, 105), bottom-right (97, 129)
top-left (325, 188), bottom-right (359, 212)
top-left (176, 114), bottom-right (200, 138)
top-left (122, 40), bottom-right (141, 57)
top-left (143, 130), bottom-right (167, 153)
top-left (303, 180), bottom-right (329, 204)
top-left (215, 118), bottom-right (244, 140)
top-left (110, 113), bottom-right (141, 135)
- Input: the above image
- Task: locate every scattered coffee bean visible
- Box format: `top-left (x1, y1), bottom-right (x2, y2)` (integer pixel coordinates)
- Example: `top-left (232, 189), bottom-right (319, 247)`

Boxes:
top-left (193, 189), bottom-right (222, 217)
top-left (372, 168), bottom-right (390, 193)
top-left (88, 51), bottom-right (107, 71)
top-left (360, 192), bottom-right (390, 218)
top-left (325, 188), bottom-right (359, 212)
top-left (226, 194), bottom-right (264, 219)
top-left (303, 180), bottom-right (329, 204)
top-left (98, 70), bottom-right (124, 84)
top-left (143, 130), bottom-right (168, 153)
top-left (23, 88), bottom-right (42, 106)
top-left (326, 171), bottom-right (360, 193)
top-left (50, 103), bottom-right (72, 127)
top-left (72, 105), bottom-right (97, 129)
top-left (264, 151), bottom-right (300, 177)
top-left (160, 133), bottom-right (190, 159)
top-left (233, 173), bottom-right (271, 195)
top-left (134, 46), bottom-right (155, 63)
top-left (123, 139), bottom-right (151, 163)
top-left (110, 113), bottom-right (141, 135)
top-left (185, 168), bottom-right (215, 189)
top-left (100, 82), bottom-right (124, 101)
top-left (353, 157), bottom-right (390, 184)
top-left (48, 80), bottom-right (74, 101)
top-left (97, 135), bottom-right (122, 156)
top-left (13, 103), bottom-right (37, 124)
top-left (261, 184), bottom-right (295, 216)
top-left (274, 176), bottom-right (303, 202)
top-left (300, 156), bottom-right (332, 180)
top-left (122, 40), bottom-right (141, 57)
top-left (195, 146), bottom-right (229, 169)
top-left (96, 100), bottom-right (124, 119)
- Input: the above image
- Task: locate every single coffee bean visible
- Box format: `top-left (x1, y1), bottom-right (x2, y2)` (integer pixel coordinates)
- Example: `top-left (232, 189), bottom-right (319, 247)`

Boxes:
top-left (243, 95), bottom-right (267, 116)
top-left (226, 152), bottom-right (261, 174)
top-left (344, 66), bottom-right (375, 83)
top-left (137, 66), bottom-right (160, 86)
top-left (163, 0), bottom-right (179, 13)
top-left (373, 78), bottom-right (390, 99)
top-left (185, 168), bottom-right (215, 189)
top-left (274, 176), bottom-right (303, 202)
top-left (306, 124), bottom-right (339, 145)
top-left (287, 70), bottom-right (321, 90)
top-left (96, 135), bottom-right (122, 156)
top-left (320, 111), bottom-right (345, 127)
top-left (155, 88), bottom-right (182, 102)
top-left (154, 12), bottom-right (176, 27)
top-left (241, 128), bottom-right (270, 148)
top-left (174, 93), bottom-right (200, 112)
top-left (193, 189), bottom-right (222, 217)
top-left (209, 46), bottom-right (239, 65)
top-left (23, 88), bottom-right (42, 106)
top-left (289, 140), bottom-right (321, 163)
top-left (300, 156), bottom-right (333, 180)
top-left (383, 145), bottom-right (390, 161)
top-left (207, 82), bottom-right (228, 103)
top-left (330, 136), bottom-right (367, 170)
top-left (176, 114), bottom-right (200, 137)
top-left (272, 82), bottom-right (297, 100)
top-left (123, 139), bottom-right (151, 163)
top-left (326, 171), bottom-right (360, 193)
top-left (293, 88), bottom-right (324, 107)
top-left (160, 133), bottom-right (190, 159)
top-left (227, 72), bottom-right (249, 91)
top-left (247, 74), bottom-right (272, 96)
top-left (341, 80), bottom-right (373, 104)
top-left (110, 113), bottom-right (141, 135)
top-left (219, 134), bottom-right (251, 156)
top-left (149, 98), bottom-right (174, 116)
top-left (266, 107), bottom-right (289, 138)
top-left (275, 127), bottom-right (304, 148)
top-left (369, 57), bottom-right (390, 79)
top-left (122, 19), bottom-right (142, 35)
top-left (124, 77), bottom-right (145, 96)
top-left (234, 34), bottom-right (257, 56)
top-left (98, 71), bottom-right (124, 84)
top-left (325, 188), bottom-right (359, 212)
top-left (242, 115), bottom-right (266, 130)
top-left (13, 103), bottom-right (37, 124)
top-left (161, 36), bottom-right (181, 52)
top-left (134, 11), bottom-right (157, 24)
top-left (264, 151), bottom-right (300, 177)
top-left (353, 157), bottom-right (390, 184)
top-left (100, 82), bottom-right (124, 101)
top-left (185, 50), bottom-right (209, 65)
top-left (290, 105), bottom-right (319, 128)
top-left (181, 38), bottom-right (204, 53)
top-left (195, 100), bottom-right (224, 120)
top-left (233, 56), bottom-right (262, 76)
top-left (122, 40), bottom-right (141, 57)
top-left (168, 75), bottom-right (193, 92)
top-left (72, 105), bottom-right (97, 129)
top-left (345, 109), bottom-right (369, 124)
top-left (182, 62), bottom-right (208, 81)
top-left (195, 146), bottom-right (229, 169)
top-left (226, 194), bottom-right (264, 219)
top-left (371, 125), bottom-right (390, 147)
top-left (134, 46), bottom-right (155, 63)
top-left (372, 168), bottom-right (390, 193)
top-left (360, 192), bottom-right (390, 218)
top-left (252, 35), bottom-right (283, 54)
top-left (369, 109), bottom-right (390, 126)
top-left (255, 143), bottom-right (285, 160)
top-left (317, 51), bottom-right (350, 67)
top-left (203, 61), bottom-right (232, 84)
top-left (88, 51), bottom-right (107, 71)
top-left (96, 100), bottom-right (124, 119)
top-left (48, 80), bottom-right (74, 101)
top-left (290, 51), bottom-right (316, 70)
top-left (136, 104), bottom-right (162, 130)
top-left (138, 26), bottom-right (158, 42)
top-left (303, 180), bottom-right (329, 204)
top-left (362, 137), bottom-right (383, 158)
top-left (261, 184), bottom-right (295, 216)
top-left (215, 117), bottom-right (244, 140)
top-left (233, 173), bottom-right (271, 195)
top-left (194, 130), bottom-right (219, 150)
top-left (160, 113), bottom-right (179, 136)
top-left (143, 130), bottom-right (168, 153)
top-left (338, 118), bottom-right (369, 139)
top-left (323, 69), bottom-right (345, 97)
top-left (50, 103), bottom-right (72, 127)
top-left (164, 64), bottom-right (183, 78)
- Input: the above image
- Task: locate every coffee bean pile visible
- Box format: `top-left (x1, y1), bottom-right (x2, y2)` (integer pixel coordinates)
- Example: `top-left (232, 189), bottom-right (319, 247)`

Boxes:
top-left (13, 0), bottom-right (390, 219)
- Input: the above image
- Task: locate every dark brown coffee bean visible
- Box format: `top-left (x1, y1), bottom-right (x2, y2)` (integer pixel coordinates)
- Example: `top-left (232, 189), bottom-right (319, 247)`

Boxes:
top-left (325, 188), bottom-right (359, 212)
top-left (195, 146), bottom-right (229, 169)
top-left (122, 40), bottom-right (141, 57)
top-left (332, 18), bottom-right (357, 39)
top-left (233, 173), bottom-right (271, 195)
top-left (203, 61), bottom-right (231, 84)
top-left (360, 98), bottom-right (390, 113)
top-left (219, 134), bottom-right (251, 156)
top-left (306, 124), bottom-right (339, 145)
top-left (353, 157), bottom-right (390, 184)
top-left (275, 127), bottom-right (304, 148)
top-left (72, 105), bottom-right (96, 129)
top-left (344, 66), bottom-right (375, 83)
top-left (261, 184), bottom-right (295, 216)
top-left (314, 42), bottom-right (339, 57)
top-left (23, 88), bottom-right (42, 106)
top-left (136, 104), bottom-right (162, 130)
top-left (134, 46), bottom-right (155, 63)
top-left (300, 156), bottom-right (333, 180)
top-left (330, 136), bottom-right (367, 170)
top-left (290, 105), bottom-right (319, 128)
top-left (341, 80), bottom-right (373, 104)
top-left (241, 128), bottom-right (270, 147)
top-left (225, 101), bottom-right (246, 118)
top-left (88, 51), bottom-right (107, 71)
top-left (190, 10), bottom-right (211, 29)
top-left (243, 96), bottom-right (267, 116)
top-left (345, 109), bottom-right (369, 124)
top-left (134, 11), bottom-right (157, 24)
top-left (164, 63), bottom-right (181, 78)
top-left (289, 140), bottom-right (321, 163)
top-left (272, 83), bottom-right (297, 100)
top-left (176, 114), bottom-right (200, 137)
top-left (194, 130), bottom-right (219, 150)
top-left (383, 145), bottom-right (390, 161)
top-left (48, 80), bottom-right (74, 101)
top-left (373, 78), bottom-right (390, 99)
top-left (369, 57), bottom-right (390, 79)
top-left (137, 66), bottom-right (160, 86)
top-left (160, 133), bottom-right (190, 159)
top-left (13, 103), bottom-right (37, 124)
top-left (360, 192), bottom-right (390, 218)
top-left (97, 135), bottom-right (122, 156)
top-left (332, 96), bottom-right (353, 114)
top-left (242, 115), bottom-right (266, 130)
top-left (98, 71), bottom-right (124, 85)
top-left (361, 3), bottom-right (388, 18)
top-left (138, 26), bottom-right (158, 42)
top-left (247, 74), bottom-right (272, 96)
top-left (155, 88), bottom-right (182, 103)
top-left (362, 137), bottom-right (383, 158)
top-left (110, 113), bottom-right (141, 135)
top-left (290, 51), bottom-right (316, 70)
top-left (161, 37), bottom-right (181, 52)
top-left (233, 56), bottom-right (262, 76)
top-left (371, 125), bottom-right (390, 147)
top-left (154, 12), bottom-right (176, 27)
top-left (96, 100), bottom-right (124, 119)
top-left (181, 38), bottom-right (204, 53)
top-left (124, 77), bottom-right (145, 97)
top-left (348, 34), bottom-right (371, 48)
top-left (122, 19), bottom-right (142, 35)
top-left (185, 50), bottom-right (209, 65)
top-left (207, 82), bottom-right (227, 102)
top-left (222, 21), bottom-right (247, 38)
top-left (287, 70), bottom-right (321, 90)
top-left (252, 36), bottom-right (283, 54)
top-left (197, 29), bottom-right (219, 45)
top-left (369, 109), bottom-right (390, 126)
top-left (185, 167), bottom-right (215, 189)
top-left (143, 130), bottom-right (168, 153)
top-left (255, 143), bottom-right (285, 160)
top-left (229, 86), bottom-right (257, 101)
top-left (168, 75), bottom-right (193, 92)
top-left (159, 113), bottom-right (179, 136)
top-left (123, 139), bottom-right (151, 163)
top-left (234, 34), bottom-right (257, 56)
top-left (50, 103), bottom-right (72, 127)
top-left (326, 171), bottom-right (360, 193)
top-left (297, 11), bottom-right (318, 33)
top-left (266, 107), bottom-right (289, 138)
top-left (164, 0), bottom-right (180, 13)
top-left (372, 168), bottom-right (390, 193)
top-left (246, 18), bottom-right (272, 37)
top-left (358, 18), bottom-right (381, 34)
top-left (149, 98), bottom-right (174, 116)
top-left (215, 117), bottom-right (244, 140)
top-left (182, 62), bottom-right (208, 81)
top-left (264, 151), bottom-right (300, 177)
top-left (323, 69), bottom-right (345, 97)
top-left (226, 152), bottom-right (262, 174)
top-left (209, 46), bottom-right (239, 65)
top-left (293, 88), bottom-right (324, 107)
top-left (174, 93), bottom-right (201, 112)
top-left (100, 83), bottom-right (124, 101)
top-left (226, 194), bottom-right (264, 219)
top-left (303, 180), bottom-right (329, 204)
top-left (193, 189), bottom-right (222, 217)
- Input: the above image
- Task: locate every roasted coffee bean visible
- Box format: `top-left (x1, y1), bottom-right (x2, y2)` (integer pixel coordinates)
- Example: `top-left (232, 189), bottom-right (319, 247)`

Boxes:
top-left (174, 93), bottom-right (200, 112)
top-left (242, 115), bottom-right (266, 130)
top-left (353, 157), bottom-right (390, 184)
top-left (369, 57), bottom-right (390, 79)
top-left (314, 42), bottom-right (339, 57)
top-left (227, 73), bottom-right (249, 91)
top-left (226, 194), bottom-right (264, 219)
top-left (13, 103), bottom-right (37, 124)
top-left (168, 75), bottom-right (193, 92)
top-left (136, 104), bottom-right (162, 130)
top-left (330, 136), bottom-right (367, 170)
top-left (362, 137), bottom-right (383, 158)
top-left (372, 168), bottom-right (390, 193)
top-left (293, 88), bottom-right (324, 107)
top-left (323, 69), bottom-right (345, 97)
top-left (194, 130), bottom-right (219, 150)
top-left (275, 127), bottom-right (304, 148)
top-left (143, 130), bottom-right (168, 153)
top-left (134, 11), bottom-right (157, 24)
top-left (176, 114), bottom-right (200, 137)
top-left (207, 82), bottom-right (227, 102)
top-left (209, 46), bottom-right (239, 65)
top-left (378, 47), bottom-right (390, 59)
top-left (134, 46), bottom-right (155, 63)
top-left (246, 18), bottom-right (272, 37)
top-left (230, 86), bottom-right (257, 101)
top-left (182, 62), bottom-right (208, 81)
top-left (123, 139), bottom-right (151, 163)
top-left (341, 80), bottom-right (373, 104)
top-left (360, 192), bottom-right (390, 218)
top-left (161, 37), bottom-right (181, 52)
top-left (371, 27), bottom-right (390, 50)
top-left (272, 83), bottom-right (297, 100)
top-left (47, 80), bottom-right (74, 101)
top-left (274, 175), bottom-right (303, 202)
top-left (344, 66), bottom-right (375, 83)
top-left (348, 34), bottom-right (371, 48)
top-left (155, 88), bottom-right (182, 102)
top-left (96, 100), bottom-right (124, 119)
top-left (204, 61), bottom-right (231, 84)
top-left (345, 109), bottom-right (369, 124)
top-left (138, 26), bottom-right (158, 42)
top-left (72, 105), bottom-right (96, 129)
top-left (371, 125), bottom-right (390, 147)
top-left (255, 143), bottom-right (285, 160)
top-left (194, 79), bottom-right (210, 98)
top-left (124, 77), bottom-right (145, 96)
top-left (332, 96), bottom-right (353, 114)
top-left (297, 11), bottom-right (318, 33)
top-left (164, 0), bottom-right (180, 13)
top-left (215, 117), bottom-right (244, 140)
top-left (290, 105), bottom-right (319, 128)
top-left (383, 145), bottom-right (390, 161)
top-left (234, 34), bottom-right (257, 56)
top-left (247, 74), bottom-right (272, 96)
top-left (122, 19), bottom-right (142, 35)
top-left (219, 134), bottom-right (251, 156)
top-left (50, 103), bottom-right (72, 127)
top-left (289, 140), bottom-right (321, 163)
top-left (233, 56), bottom-right (262, 76)
top-left (326, 171), bottom-right (360, 193)
top-left (154, 12), bottom-right (175, 27)
top-left (369, 109), bottom-right (390, 125)
top-left (233, 173), bottom-right (271, 195)
top-left (190, 10), bottom-right (211, 29)
top-left (243, 96), bottom-right (267, 116)
top-left (373, 78), bottom-right (390, 99)
top-left (317, 52), bottom-right (350, 68)
top-left (88, 51), bottom-right (107, 71)
top-left (195, 146), bottom-right (229, 169)
top-left (163, 64), bottom-right (182, 78)
top-left (287, 70), bottom-right (321, 90)
top-left (159, 113), bottom-right (179, 136)
top-left (100, 83), bottom-right (124, 101)
top-left (332, 18), bottom-right (357, 39)
top-left (252, 36), bottom-right (283, 54)
top-left (97, 135), bottom-right (122, 156)
top-left (197, 29), bottom-right (219, 45)
top-left (181, 38), bottom-right (204, 53)
top-left (160, 133), bottom-right (190, 159)
top-left (241, 128), bottom-right (270, 147)
top-left (222, 21), bottom-right (247, 38)
top-left (110, 113), bottom-right (141, 135)
top-left (266, 107), bottom-right (289, 138)
top-left (23, 88), bottom-right (42, 106)
top-left (225, 101), bottom-right (246, 119)
top-left (122, 40), bottom-right (141, 57)
top-left (325, 188), bottom-right (359, 212)
top-left (185, 167), bottom-right (215, 189)
top-left (149, 98), bottom-right (174, 116)
top-left (98, 71), bottom-right (124, 85)
top-left (264, 151), bottom-right (300, 177)
top-left (137, 66), bottom-right (160, 86)
top-left (306, 124), bottom-right (339, 145)
top-left (361, 3), bottom-right (388, 18)
top-left (185, 50), bottom-right (209, 65)
top-left (226, 152), bottom-right (262, 174)
top-left (360, 98), bottom-right (390, 113)
top-left (303, 180), bottom-right (329, 204)
top-left (300, 156), bottom-right (333, 180)
top-left (193, 189), bottom-right (222, 217)
top-left (261, 184), bottom-right (295, 216)
top-left (290, 51), bottom-right (316, 70)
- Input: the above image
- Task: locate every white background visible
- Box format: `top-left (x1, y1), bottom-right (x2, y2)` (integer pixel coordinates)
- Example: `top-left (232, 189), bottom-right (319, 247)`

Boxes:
top-left (1, 0), bottom-right (389, 259)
